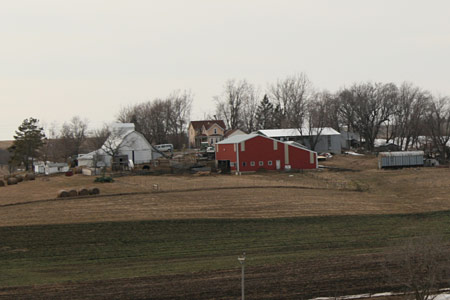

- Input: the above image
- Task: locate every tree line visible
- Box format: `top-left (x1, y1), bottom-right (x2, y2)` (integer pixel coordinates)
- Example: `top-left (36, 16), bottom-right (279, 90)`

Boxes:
top-left (4, 90), bottom-right (193, 169)
top-left (116, 90), bottom-right (193, 149)
top-left (214, 74), bottom-right (450, 160)
top-left (5, 74), bottom-right (450, 170)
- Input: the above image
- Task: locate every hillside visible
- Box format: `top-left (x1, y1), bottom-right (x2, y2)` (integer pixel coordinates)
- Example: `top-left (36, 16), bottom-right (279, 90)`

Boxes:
top-left (1, 155), bottom-right (450, 299)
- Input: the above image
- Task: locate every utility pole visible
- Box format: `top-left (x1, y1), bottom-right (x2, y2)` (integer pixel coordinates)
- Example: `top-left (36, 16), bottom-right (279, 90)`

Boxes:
top-left (238, 252), bottom-right (246, 300)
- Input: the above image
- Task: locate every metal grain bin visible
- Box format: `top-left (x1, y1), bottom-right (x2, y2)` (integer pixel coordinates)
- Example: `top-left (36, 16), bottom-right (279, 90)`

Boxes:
top-left (378, 151), bottom-right (424, 169)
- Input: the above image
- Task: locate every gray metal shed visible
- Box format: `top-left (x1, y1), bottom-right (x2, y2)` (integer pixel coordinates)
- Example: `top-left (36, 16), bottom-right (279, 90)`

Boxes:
top-left (378, 151), bottom-right (424, 169)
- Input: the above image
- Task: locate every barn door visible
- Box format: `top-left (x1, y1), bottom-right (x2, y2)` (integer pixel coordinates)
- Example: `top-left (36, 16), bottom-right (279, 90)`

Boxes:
top-left (276, 160), bottom-right (281, 170)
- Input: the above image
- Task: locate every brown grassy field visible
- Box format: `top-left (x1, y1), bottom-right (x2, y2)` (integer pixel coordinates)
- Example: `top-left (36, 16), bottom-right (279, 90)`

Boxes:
top-left (2, 155), bottom-right (450, 299)
top-left (1, 155), bottom-right (450, 226)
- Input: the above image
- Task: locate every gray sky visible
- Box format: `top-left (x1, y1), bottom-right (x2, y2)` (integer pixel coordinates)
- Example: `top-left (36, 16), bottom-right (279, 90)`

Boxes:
top-left (1, 0), bottom-right (450, 140)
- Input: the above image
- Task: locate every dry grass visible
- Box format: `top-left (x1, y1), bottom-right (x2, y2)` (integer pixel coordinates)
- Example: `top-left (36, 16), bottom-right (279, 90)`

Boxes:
top-left (1, 154), bottom-right (450, 226)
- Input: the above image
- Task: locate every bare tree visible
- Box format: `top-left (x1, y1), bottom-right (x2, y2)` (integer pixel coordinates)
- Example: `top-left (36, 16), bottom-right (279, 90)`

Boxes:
top-left (215, 79), bottom-right (255, 130)
top-left (391, 83), bottom-right (431, 150)
top-left (269, 73), bottom-right (313, 129)
top-left (338, 82), bottom-right (398, 151)
top-left (241, 85), bottom-right (259, 133)
top-left (101, 126), bottom-right (135, 170)
top-left (426, 96), bottom-right (450, 161)
top-left (59, 116), bottom-right (89, 159)
top-left (166, 90), bottom-right (193, 148)
top-left (305, 91), bottom-right (330, 151)
top-left (40, 122), bottom-right (60, 162)
top-left (89, 125), bottom-right (110, 150)
top-left (117, 90), bottom-right (193, 148)
top-left (385, 235), bottom-right (450, 300)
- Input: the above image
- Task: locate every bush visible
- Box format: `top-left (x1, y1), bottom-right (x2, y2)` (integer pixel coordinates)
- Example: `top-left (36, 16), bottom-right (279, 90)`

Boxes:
top-left (94, 176), bottom-right (114, 183)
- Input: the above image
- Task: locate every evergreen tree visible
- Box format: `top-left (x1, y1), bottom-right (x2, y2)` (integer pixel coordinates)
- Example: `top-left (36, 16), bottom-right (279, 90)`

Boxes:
top-left (255, 94), bottom-right (275, 129)
top-left (8, 118), bottom-right (46, 171)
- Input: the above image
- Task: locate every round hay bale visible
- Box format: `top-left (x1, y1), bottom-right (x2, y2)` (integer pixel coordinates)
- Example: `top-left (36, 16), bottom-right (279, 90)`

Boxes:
top-left (0, 180), bottom-right (4, 187)
top-left (89, 187), bottom-right (100, 195)
top-left (78, 188), bottom-right (89, 196)
top-left (68, 189), bottom-right (78, 197)
top-left (25, 173), bottom-right (36, 181)
top-left (58, 190), bottom-right (69, 198)
top-left (15, 175), bottom-right (24, 182)
top-left (7, 178), bottom-right (18, 185)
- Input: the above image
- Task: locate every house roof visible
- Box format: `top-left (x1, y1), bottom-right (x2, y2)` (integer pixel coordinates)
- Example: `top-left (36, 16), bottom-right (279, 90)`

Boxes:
top-left (190, 120), bottom-right (226, 131)
top-left (257, 127), bottom-right (340, 137)
top-left (224, 128), bottom-right (246, 138)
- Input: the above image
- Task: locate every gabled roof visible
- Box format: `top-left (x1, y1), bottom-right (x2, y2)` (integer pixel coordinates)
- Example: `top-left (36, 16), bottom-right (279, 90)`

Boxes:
top-left (224, 128), bottom-right (246, 138)
top-left (216, 134), bottom-right (258, 144)
top-left (190, 120), bottom-right (226, 131)
top-left (257, 127), bottom-right (340, 137)
top-left (217, 133), bottom-right (316, 153)
top-left (285, 141), bottom-right (308, 150)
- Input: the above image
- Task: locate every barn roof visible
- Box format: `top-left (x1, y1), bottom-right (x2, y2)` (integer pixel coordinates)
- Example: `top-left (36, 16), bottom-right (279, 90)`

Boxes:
top-left (216, 134), bottom-right (258, 144)
top-left (101, 125), bottom-right (136, 151)
top-left (257, 127), bottom-right (340, 137)
top-left (217, 133), bottom-right (316, 153)
top-left (190, 120), bottom-right (226, 130)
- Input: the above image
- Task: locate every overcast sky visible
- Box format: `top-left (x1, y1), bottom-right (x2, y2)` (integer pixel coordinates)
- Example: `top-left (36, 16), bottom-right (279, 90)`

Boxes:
top-left (1, 0), bottom-right (450, 140)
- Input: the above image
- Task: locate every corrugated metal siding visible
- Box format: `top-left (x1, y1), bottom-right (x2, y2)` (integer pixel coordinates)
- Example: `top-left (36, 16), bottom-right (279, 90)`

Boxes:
top-left (379, 151), bottom-right (424, 168)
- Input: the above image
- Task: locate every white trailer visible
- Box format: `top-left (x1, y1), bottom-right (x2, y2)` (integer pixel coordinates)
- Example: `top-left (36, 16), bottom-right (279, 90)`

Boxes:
top-left (378, 151), bottom-right (424, 169)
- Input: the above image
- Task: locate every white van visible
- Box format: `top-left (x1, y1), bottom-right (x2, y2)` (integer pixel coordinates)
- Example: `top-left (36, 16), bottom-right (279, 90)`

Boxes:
top-left (155, 144), bottom-right (174, 152)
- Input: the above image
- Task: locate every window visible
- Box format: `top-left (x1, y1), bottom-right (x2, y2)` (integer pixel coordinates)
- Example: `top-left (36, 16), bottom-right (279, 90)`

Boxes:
top-left (259, 161), bottom-right (264, 166)
top-left (327, 136), bottom-right (332, 149)
top-left (230, 162), bottom-right (235, 167)
top-left (214, 128), bottom-right (217, 134)
top-left (242, 162), bottom-right (247, 167)
top-left (211, 138), bottom-right (214, 144)
top-left (268, 160), bottom-right (273, 166)
top-left (250, 161), bottom-right (255, 166)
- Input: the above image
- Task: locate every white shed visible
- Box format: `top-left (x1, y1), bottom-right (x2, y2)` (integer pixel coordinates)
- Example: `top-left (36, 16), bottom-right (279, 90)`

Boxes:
top-left (34, 161), bottom-right (69, 175)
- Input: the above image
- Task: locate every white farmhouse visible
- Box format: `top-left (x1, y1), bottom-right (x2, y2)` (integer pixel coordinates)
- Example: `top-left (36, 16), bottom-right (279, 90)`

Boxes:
top-left (78, 123), bottom-right (161, 168)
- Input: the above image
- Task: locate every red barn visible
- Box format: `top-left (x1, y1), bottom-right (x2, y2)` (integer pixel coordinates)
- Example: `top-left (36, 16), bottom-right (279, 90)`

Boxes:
top-left (215, 134), bottom-right (318, 173)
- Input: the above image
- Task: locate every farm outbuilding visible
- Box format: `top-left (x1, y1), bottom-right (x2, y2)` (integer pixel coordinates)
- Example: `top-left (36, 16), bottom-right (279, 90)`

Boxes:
top-left (78, 123), bottom-right (162, 169)
top-left (256, 127), bottom-right (342, 154)
top-left (215, 134), bottom-right (318, 173)
top-left (378, 151), bottom-right (424, 169)
top-left (34, 162), bottom-right (69, 175)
